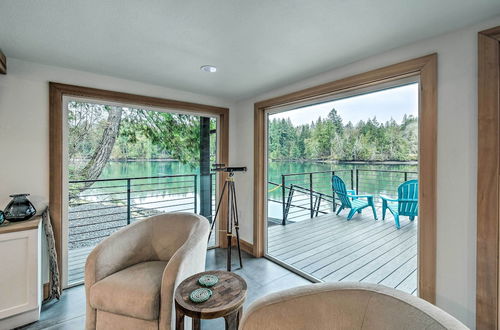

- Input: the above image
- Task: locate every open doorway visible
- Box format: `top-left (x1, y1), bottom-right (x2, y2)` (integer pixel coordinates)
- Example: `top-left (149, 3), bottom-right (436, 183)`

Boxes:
top-left (265, 82), bottom-right (419, 294)
top-left (254, 55), bottom-right (437, 302)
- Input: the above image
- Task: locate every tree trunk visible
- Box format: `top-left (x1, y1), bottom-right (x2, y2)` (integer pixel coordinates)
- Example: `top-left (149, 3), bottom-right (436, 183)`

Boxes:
top-left (75, 106), bottom-right (123, 193)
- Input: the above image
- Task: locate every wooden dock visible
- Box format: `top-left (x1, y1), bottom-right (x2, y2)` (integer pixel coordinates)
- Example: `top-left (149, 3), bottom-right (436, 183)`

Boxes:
top-left (267, 209), bottom-right (418, 295)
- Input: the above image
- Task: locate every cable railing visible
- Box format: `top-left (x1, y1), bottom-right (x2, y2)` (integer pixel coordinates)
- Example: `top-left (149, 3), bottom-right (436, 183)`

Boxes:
top-left (270, 168), bottom-right (417, 225)
top-left (68, 173), bottom-right (216, 250)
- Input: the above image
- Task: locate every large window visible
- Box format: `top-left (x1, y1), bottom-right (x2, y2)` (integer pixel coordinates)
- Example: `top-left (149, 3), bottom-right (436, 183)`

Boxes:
top-left (64, 99), bottom-right (219, 285)
top-left (49, 83), bottom-right (229, 289)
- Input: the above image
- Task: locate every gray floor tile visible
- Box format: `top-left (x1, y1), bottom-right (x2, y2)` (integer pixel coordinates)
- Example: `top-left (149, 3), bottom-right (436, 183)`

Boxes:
top-left (19, 248), bottom-right (312, 330)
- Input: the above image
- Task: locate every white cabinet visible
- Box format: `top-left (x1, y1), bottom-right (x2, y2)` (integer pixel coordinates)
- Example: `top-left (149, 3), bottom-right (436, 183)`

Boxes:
top-left (0, 217), bottom-right (42, 330)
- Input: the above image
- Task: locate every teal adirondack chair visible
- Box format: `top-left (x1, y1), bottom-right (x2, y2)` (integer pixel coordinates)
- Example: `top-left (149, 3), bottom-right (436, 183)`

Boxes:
top-left (380, 180), bottom-right (418, 229)
top-left (332, 175), bottom-right (378, 220)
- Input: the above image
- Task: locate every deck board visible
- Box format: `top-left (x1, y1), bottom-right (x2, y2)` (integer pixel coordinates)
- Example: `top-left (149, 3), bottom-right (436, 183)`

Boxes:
top-left (277, 220), bottom-right (395, 264)
top-left (68, 246), bottom-right (93, 285)
top-left (267, 209), bottom-right (418, 294)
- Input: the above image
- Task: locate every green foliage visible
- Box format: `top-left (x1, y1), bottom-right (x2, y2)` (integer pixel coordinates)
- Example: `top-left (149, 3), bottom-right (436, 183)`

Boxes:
top-left (68, 101), bottom-right (217, 177)
top-left (269, 108), bottom-right (418, 161)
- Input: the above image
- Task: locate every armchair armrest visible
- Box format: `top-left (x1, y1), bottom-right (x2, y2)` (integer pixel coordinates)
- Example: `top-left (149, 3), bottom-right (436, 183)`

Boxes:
top-left (380, 195), bottom-right (398, 202)
top-left (159, 215), bottom-right (210, 330)
top-left (398, 198), bottom-right (418, 202)
top-left (347, 194), bottom-right (374, 199)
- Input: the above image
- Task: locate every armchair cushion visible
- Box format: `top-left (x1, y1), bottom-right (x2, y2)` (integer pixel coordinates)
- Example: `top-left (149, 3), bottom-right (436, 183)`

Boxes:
top-left (90, 261), bottom-right (168, 321)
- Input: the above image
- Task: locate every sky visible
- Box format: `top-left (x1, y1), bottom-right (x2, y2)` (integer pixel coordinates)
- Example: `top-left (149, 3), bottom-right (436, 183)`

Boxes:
top-left (270, 83), bottom-right (418, 126)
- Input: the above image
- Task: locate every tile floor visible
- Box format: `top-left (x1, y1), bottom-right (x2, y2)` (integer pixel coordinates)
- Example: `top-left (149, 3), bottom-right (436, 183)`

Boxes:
top-left (19, 249), bottom-right (311, 330)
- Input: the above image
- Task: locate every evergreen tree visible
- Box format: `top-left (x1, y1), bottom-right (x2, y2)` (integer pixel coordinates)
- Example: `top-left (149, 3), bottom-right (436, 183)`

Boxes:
top-left (267, 107), bottom-right (418, 162)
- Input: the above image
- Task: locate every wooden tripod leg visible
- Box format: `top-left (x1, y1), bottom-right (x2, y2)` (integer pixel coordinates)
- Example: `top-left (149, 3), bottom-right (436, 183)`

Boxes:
top-left (230, 182), bottom-right (243, 268)
top-left (227, 180), bottom-right (233, 271)
top-left (208, 179), bottom-right (228, 243)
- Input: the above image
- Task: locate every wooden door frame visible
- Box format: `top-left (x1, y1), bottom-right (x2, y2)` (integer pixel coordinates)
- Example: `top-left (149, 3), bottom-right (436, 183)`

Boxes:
top-left (253, 54), bottom-right (437, 303)
top-left (477, 26), bottom-right (500, 330)
top-left (49, 82), bottom-right (229, 290)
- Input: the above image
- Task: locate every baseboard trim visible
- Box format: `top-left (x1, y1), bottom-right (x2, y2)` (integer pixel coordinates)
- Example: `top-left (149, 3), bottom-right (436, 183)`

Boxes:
top-left (230, 237), bottom-right (256, 256)
top-left (0, 50), bottom-right (6, 74)
top-left (0, 307), bottom-right (40, 329)
top-left (43, 283), bottom-right (50, 301)
top-left (240, 239), bottom-right (255, 256)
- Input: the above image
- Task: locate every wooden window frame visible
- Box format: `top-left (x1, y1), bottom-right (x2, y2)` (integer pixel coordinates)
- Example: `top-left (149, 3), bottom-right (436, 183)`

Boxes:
top-left (253, 54), bottom-right (437, 303)
top-left (477, 26), bottom-right (500, 330)
top-left (49, 82), bottom-right (229, 290)
top-left (0, 49), bottom-right (6, 74)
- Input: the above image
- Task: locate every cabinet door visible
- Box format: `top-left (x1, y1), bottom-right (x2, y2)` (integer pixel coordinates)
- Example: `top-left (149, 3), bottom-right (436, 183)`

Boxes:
top-left (0, 228), bottom-right (40, 319)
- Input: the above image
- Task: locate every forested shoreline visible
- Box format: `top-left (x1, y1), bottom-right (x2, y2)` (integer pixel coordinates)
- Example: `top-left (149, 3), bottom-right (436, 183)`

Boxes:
top-left (68, 101), bottom-right (216, 182)
top-left (269, 108), bottom-right (418, 162)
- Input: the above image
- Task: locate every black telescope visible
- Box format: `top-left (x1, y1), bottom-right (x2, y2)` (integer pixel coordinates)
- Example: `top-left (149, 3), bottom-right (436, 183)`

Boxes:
top-left (211, 164), bottom-right (247, 173)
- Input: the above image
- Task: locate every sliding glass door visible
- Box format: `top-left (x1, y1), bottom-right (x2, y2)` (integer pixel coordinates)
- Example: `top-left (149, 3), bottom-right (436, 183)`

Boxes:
top-left (265, 82), bottom-right (420, 295)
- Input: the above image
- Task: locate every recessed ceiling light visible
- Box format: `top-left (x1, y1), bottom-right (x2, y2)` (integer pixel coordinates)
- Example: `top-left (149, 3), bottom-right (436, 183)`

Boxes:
top-left (200, 65), bottom-right (217, 73)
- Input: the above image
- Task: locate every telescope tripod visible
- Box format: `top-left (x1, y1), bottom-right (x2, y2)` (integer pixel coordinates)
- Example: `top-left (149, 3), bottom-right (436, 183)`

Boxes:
top-left (208, 172), bottom-right (243, 271)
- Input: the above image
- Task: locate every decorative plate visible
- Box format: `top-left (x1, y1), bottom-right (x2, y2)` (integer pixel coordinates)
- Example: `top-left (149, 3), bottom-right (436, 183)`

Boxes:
top-left (198, 274), bottom-right (219, 287)
top-left (189, 288), bottom-right (212, 303)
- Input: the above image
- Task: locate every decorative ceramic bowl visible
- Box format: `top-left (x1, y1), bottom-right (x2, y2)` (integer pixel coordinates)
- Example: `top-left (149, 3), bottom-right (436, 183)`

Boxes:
top-left (189, 288), bottom-right (212, 303)
top-left (4, 194), bottom-right (36, 222)
top-left (198, 274), bottom-right (219, 287)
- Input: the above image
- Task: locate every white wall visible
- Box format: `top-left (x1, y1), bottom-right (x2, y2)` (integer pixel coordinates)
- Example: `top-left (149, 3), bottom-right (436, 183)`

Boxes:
top-left (229, 15), bottom-right (500, 328)
top-left (0, 59), bottom-right (234, 208)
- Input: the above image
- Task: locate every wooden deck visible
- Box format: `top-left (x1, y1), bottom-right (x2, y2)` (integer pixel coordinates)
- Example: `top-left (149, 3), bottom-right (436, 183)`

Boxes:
top-left (267, 209), bottom-right (418, 295)
top-left (68, 246), bottom-right (93, 284)
top-left (68, 230), bottom-right (217, 285)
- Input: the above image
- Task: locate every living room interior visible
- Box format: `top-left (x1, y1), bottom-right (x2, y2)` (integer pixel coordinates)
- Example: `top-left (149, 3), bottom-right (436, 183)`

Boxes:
top-left (1, 1), bottom-right (500, 330)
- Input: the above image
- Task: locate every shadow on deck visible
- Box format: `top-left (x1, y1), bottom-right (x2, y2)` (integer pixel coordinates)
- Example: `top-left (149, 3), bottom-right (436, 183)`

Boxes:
top-left (267, 208), bottom-right (418, 295)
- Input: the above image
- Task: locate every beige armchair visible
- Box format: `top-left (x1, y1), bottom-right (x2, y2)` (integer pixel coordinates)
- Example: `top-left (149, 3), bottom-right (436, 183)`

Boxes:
top-left (240, 282), bottom-right (468, 330)
top-left (85, 213), bottom-right (209, 330)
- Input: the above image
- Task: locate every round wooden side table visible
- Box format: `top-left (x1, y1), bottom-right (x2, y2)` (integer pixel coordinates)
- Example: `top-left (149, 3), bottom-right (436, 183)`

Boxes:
top-left (174, 270), bottom-right (247, 330)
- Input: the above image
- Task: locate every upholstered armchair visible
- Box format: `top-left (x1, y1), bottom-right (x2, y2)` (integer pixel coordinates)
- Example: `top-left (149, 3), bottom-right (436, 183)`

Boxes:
top-left (85, 213), bottom-right (210, 330)
top-left (240, 282), bottom-right (468, 330)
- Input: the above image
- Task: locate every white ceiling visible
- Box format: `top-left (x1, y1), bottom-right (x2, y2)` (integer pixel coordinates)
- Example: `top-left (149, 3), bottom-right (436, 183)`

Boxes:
top-left (1, 1), bottom-right (500, 101)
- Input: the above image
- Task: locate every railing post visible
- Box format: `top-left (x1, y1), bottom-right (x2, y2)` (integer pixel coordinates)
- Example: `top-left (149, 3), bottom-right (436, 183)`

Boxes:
top-left (351, 169), bottom-right (354, 190)
top-left (315, 194), bottom-right (322, 216)
top-left (404, 171), bottom-right (408, 182)
top-left (332, 171), bottom-right (336, 212)
top-left (356, 169), bottom-right (359, 194)
top-left (281, 175), bottom-right (286, 225)
top-left (310, 173), bottom-right (314, 218)
top-left (194, 175), bottom-right (198, 213)
top-left (126, 179), bottom-right (131, 225)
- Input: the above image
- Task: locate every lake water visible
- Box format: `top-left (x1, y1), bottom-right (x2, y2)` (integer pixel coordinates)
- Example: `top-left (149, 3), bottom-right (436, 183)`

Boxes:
top-left (99, 160), bottom-right (417, 182)
top-left (95, 160), bottom-right (417, 221)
